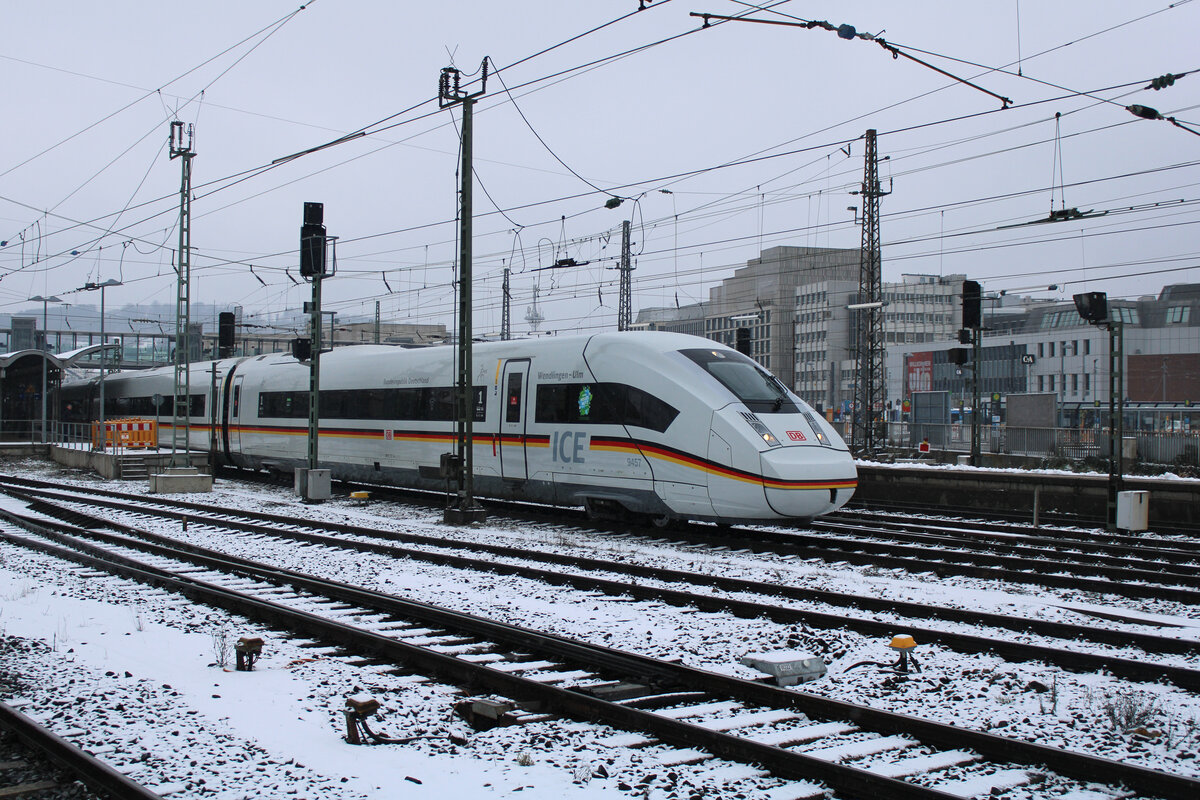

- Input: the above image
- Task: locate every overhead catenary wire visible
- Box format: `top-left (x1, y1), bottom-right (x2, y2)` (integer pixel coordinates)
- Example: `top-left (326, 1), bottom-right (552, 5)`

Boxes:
top-left (4, 0), bottom-right (1195, 333)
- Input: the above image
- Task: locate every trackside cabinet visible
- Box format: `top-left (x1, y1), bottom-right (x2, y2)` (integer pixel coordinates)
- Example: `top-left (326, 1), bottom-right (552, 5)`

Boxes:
top-left (1116, 490), bottom-right (1149, 532)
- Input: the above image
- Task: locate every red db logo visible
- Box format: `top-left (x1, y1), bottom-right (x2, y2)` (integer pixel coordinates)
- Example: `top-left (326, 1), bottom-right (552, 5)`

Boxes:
top-left (786, 430), bottom-right (806, 441)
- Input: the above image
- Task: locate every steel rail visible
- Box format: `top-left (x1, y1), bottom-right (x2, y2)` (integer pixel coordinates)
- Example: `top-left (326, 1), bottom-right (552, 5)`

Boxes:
top-left (821, 510), bottom-right (1200, 564)
top-left (0, 701), bottom-right (167, 800)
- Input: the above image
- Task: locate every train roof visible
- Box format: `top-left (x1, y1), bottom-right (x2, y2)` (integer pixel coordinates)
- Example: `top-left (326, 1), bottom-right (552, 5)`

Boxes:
top-left (81, 330), bottom-right (740, 384)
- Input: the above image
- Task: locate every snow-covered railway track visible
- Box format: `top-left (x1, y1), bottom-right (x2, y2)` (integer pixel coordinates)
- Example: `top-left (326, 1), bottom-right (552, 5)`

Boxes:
top-left (0, 699), bottom-right (164, 800)
top-left (811, 514), bottom-right (1200, 577)
top-left (4, 481), bottom-right (1199, 692)
top-left (1, 509), bottom-right (1196, 800)
top-left (711, 523), bottom-right (1200, 605)
top-left (825, 509), bottom-right (1200, 562)
top-left (202, 469), bottom-right (1200, 603)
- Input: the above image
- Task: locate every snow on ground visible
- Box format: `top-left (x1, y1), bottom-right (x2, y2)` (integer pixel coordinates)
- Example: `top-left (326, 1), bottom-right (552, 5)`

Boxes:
top-left (2, 456), bottom-right (1200, 798)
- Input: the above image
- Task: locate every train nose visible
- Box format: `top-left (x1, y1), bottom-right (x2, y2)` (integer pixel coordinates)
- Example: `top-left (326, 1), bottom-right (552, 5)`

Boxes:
top-left (759, 446), bottom-right (857, 518)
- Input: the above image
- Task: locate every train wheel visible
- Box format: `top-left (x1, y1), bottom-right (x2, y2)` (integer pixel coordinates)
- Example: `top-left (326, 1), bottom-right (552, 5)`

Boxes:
top-left (647, 513), bottom-right (675, 529)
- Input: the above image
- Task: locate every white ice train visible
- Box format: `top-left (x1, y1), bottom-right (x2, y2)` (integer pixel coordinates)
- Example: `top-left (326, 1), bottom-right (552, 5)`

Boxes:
top-left (64, 331), bottom-right (857, 523)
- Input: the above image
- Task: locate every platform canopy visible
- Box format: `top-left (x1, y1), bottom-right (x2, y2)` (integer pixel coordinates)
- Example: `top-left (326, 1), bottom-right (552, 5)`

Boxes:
top-left (0, 343), bottom-right (120, 371)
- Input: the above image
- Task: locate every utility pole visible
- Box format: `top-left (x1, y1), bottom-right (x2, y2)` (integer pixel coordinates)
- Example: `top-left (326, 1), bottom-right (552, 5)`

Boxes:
top-left (439, 60), bottom-right (488, 525)
top-left (1108, 319), bottom-right (1125, 528)
top-left (850, 129), bottom-right (890, 455)
top-left (374, 300), bottom-right (381, 344)
top-left (501, 266), bottom-right (511, 341)
top-left (168, 121), bottom-right (195, 467)
top-left (299, 202), bottom-right (335, 494)
top-left (617, 220), bottom-right (633, 331)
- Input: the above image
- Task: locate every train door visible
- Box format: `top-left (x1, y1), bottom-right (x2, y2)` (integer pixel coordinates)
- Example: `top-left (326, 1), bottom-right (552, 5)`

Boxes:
top-left (228, 374), bottom-right (245, 455)
top-left (499, 360), bottom-right (530, 481)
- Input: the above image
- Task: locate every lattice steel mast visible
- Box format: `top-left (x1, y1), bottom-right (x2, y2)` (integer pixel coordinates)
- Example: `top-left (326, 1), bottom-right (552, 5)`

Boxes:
top-left (168, 121), bottom-right (194, 467)
top-left (851, 128), bottom-right (889, 455)
top-left (617, 220), bottom-right (632, 331)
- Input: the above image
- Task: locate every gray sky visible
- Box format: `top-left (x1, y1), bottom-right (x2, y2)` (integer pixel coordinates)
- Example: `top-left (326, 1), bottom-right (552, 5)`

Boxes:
top-left (2, 0), bottom-right (1198, 337)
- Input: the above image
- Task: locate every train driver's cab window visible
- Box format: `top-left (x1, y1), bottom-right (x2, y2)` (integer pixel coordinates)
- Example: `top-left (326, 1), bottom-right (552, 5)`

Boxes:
top-left (680, 348), bottom-right (799, 414)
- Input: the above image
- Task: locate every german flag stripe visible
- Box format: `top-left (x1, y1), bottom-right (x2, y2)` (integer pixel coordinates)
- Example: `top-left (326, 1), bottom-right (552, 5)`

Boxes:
top-left (199, 425), bottom-right (855, 492)
top-left (590, 436), bottom-right (855, 491)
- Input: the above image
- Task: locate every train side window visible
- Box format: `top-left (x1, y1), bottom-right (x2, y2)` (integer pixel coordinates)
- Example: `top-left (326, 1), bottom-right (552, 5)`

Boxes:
top-left (534, 383), bottom-right (677, 433)
top-left (232, 386), bottom-right (240, 417)
top-left (506, 373), bottom-right (523, 423)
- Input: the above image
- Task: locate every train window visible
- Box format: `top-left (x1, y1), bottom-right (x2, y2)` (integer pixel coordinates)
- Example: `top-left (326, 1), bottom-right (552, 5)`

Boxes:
top-left (259, 390), bottom-right (308, 418)
top-left (258, 386), bottom-right (485, 422)
top-left (680, 348), bottom-right (799, 414)
top-left (535, 383), bottom-right (678, 433)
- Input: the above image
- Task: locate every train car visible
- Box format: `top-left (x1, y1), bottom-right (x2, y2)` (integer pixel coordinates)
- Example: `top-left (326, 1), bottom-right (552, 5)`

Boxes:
top-left (63, 331), bottom-right (857, 523)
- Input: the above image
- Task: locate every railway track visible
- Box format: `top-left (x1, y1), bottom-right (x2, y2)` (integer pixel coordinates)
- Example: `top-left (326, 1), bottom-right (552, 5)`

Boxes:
top-left (1, 504), bottom-right (1196, 800)
top-left (843, 495), bottom-right (1200, 540)
top-left (9, 471), bottom-right (1199, 608)
top-left (0, 700), bottom-right (164, 800)
top-left (2, 478), bottom-right (1197, 692)
top-left (825, 507), bottom-right (1200, 561)
top-left (227, 467), bottom-right (1200, 603)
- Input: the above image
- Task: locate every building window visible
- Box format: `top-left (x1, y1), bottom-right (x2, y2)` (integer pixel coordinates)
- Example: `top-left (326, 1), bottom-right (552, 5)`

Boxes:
top-left (1071, 374), bottom-right (1078, 394)
top-left (1038, 375), bottom-right (1044, 392)
top-left (1167, 305), bottom-right (1190, 325)
top-left (1048, 342), bottom-right (1055, 357)
top-left (1038, 342), bottom-right (1044, 358)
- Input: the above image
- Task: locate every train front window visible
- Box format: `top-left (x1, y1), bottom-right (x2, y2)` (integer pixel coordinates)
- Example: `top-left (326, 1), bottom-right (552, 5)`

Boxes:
top-left (680, 348), bottom-right (798, 414)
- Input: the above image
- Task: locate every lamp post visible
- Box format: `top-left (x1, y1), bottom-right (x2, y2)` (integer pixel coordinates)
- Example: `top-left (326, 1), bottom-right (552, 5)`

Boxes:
top-left (29, 294), bottom-right (62, 443)
top-left (82, 279), bottom-right (122, 450)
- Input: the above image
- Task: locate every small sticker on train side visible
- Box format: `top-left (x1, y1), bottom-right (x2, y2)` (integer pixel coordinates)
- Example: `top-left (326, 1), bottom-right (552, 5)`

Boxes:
top-left (384, 429), bottom-right (394, 441)
top-left (786, 430), bottom-right (806, 441)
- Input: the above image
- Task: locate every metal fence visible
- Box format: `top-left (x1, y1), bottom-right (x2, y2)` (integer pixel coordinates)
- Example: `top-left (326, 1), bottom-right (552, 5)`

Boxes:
top-left (0, 419), bottom-right (152, 455)
top-left (889, 421), bottom-right (1200, 467)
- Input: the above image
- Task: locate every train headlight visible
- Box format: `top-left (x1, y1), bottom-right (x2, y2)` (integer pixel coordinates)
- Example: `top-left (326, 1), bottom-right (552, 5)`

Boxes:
top-left (741, 412), bottom-right (782, 448)
top-left (801, 410), bottom-right (830, 447)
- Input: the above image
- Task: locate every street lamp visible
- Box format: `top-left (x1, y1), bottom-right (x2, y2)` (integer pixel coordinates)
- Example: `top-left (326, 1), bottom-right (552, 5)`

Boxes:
top-left (82, 278), bottom-right (122, 450)
top-left (29, 294), bottom-right (62, 443)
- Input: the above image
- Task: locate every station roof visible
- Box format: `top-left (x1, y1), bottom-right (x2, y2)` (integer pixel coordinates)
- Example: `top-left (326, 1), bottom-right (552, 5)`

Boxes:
top-left (0, 343), bottom-right (119, 371)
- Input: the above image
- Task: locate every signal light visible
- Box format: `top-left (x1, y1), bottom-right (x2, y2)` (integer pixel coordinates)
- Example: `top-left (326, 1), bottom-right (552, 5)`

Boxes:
top-left (299, 202), bottom-right (326, 278)
top-left (218, 312), bottom-right (235, 357)
top-left (958, 328), bottom-right (972, 344)
top-left (736, 327), bottom-right (752, 356)
top-left (949, 348), bottom-right (970, 366)
top-left (1073, 292), bottom-right (1108, 324)
top-left (962, 280), bottom-right (981, 329)
top-left (291, 337), bottom-right (312, 361)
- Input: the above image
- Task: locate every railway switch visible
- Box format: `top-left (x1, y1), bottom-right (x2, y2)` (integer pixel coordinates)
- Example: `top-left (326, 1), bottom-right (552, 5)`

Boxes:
top-left (234, 636), bottom-right (263, 671)
top-left (453, 698), bottom-right (519, 730)
top-left (740, 650), bottom-right (827, 686)
top-left (344, 695), bottom-right (381, 745)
